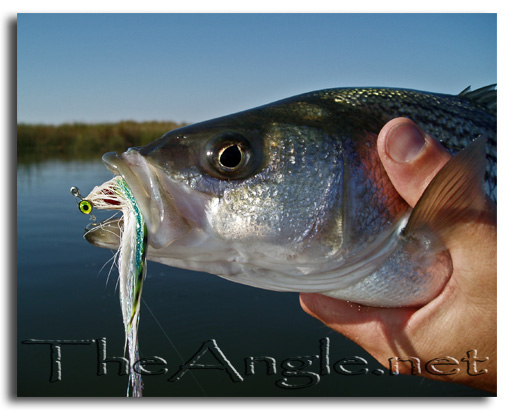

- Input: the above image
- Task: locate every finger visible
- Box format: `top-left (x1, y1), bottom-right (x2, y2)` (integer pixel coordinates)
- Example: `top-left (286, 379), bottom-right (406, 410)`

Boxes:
top-left (299, 293), bottom-right (413, 331)
top-left (299, 293), bottom-right (379, 338)
top-left (377, 118), bottom-right (452, 208)
top-left (299, 293), bottom-right (417, 360)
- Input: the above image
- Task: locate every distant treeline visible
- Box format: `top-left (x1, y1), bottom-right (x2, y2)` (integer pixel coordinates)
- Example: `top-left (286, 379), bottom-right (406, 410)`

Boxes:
top-left (17, 120), bottom-right (187, 162)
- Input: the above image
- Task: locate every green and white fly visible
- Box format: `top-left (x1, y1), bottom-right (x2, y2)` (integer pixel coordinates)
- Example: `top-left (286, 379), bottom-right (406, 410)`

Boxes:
top-left (71, 177), bottom-right (148, 397)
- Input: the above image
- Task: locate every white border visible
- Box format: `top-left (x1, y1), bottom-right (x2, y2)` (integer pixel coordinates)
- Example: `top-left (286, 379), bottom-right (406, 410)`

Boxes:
top-left (7, 2), bottom-right (510, 410)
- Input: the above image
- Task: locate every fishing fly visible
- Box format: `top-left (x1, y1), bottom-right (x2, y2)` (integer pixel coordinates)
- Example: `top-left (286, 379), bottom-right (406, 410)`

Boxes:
top-left (71, 179), bottom-right (148, 397)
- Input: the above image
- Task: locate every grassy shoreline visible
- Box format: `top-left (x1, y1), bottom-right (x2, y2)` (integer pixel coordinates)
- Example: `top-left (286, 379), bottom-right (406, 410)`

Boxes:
top-left (17, 120), bottom-right (187, 162)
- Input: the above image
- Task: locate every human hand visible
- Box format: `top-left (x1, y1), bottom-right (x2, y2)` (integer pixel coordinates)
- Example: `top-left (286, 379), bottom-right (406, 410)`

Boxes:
top-left (300, 118), bottom-right (497, 393)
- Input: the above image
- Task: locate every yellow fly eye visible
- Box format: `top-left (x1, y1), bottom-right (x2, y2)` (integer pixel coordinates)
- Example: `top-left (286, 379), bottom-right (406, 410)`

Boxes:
top-left (79, 200), bottom-right (93, 214)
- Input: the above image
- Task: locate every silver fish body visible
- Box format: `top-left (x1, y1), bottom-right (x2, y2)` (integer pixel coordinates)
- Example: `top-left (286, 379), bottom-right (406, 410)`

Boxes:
top-left (88, 86), bottom-right (496, 307)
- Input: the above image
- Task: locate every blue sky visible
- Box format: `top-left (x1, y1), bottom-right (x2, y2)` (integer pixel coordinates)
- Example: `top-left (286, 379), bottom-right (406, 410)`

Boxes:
top-left (17, 13), bottom-right (497, 125)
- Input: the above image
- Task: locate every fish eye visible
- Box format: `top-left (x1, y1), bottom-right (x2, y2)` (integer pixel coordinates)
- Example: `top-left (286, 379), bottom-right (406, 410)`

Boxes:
top-left (218, 144), bottom-right (244, 169)
top-left (203, 132), bottom-right (262, 180)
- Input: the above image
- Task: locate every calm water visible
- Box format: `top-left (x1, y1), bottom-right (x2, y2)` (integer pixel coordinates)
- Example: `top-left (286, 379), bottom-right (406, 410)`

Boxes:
top-left (17, 159), bottom-right (487, 397)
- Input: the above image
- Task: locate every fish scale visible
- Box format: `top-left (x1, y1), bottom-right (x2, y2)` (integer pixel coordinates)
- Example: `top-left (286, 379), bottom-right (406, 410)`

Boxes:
top-left (267, 86), bottom-right (496, 201)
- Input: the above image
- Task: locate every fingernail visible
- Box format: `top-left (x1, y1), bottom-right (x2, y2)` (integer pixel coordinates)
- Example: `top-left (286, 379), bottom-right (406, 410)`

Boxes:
top-left (386, 123), bottom-right (426, 163)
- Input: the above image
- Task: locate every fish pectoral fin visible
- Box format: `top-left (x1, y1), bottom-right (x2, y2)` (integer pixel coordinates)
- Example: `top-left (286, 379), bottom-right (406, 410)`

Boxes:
top-left (404, 135), bottom-right (487, 240)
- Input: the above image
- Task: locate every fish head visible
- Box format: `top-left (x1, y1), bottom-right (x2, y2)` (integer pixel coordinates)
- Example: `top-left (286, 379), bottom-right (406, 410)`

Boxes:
top-left (94, 108), bottom-right (348, 280)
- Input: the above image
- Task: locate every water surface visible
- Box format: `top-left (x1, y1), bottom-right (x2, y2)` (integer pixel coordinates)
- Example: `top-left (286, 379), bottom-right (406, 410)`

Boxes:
top-left (17, 159), bottom-right (487, 397)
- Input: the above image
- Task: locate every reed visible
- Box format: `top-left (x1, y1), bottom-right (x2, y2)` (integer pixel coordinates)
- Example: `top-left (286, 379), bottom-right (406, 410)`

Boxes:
top-left (17, 120), bottom-right (187, 161)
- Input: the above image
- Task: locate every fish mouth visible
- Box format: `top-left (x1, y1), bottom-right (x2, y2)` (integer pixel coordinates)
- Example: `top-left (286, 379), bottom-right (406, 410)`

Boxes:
top-left (89, 148), bottom-right (197, 250)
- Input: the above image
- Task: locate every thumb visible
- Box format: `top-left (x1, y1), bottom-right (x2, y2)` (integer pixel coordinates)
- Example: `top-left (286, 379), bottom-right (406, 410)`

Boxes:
top-left (377, 118), bottom-right (452, 207)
